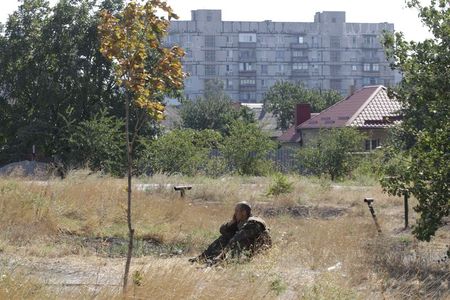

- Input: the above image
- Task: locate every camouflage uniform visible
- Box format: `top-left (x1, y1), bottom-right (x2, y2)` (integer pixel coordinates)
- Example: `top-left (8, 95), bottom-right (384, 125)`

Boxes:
top-left (197, 216), bottom-right (271, 262)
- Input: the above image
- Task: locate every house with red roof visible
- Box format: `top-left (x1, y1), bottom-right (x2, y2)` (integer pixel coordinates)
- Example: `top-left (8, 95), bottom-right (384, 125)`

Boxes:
top-left (278, 85), bottom-right (401, 151)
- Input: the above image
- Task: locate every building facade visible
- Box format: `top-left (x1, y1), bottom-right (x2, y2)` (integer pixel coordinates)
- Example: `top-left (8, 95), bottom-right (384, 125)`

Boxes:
top-left (166, 10), bottom-right (396, 102)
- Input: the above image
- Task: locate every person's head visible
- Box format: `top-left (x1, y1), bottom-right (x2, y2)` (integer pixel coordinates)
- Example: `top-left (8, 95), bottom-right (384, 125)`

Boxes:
top-left (234, 201), bottom-right (252, 222)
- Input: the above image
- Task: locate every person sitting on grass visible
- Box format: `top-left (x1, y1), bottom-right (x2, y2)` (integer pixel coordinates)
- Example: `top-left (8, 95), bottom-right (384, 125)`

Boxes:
top-left (189, 201), bottom-right (271, 264)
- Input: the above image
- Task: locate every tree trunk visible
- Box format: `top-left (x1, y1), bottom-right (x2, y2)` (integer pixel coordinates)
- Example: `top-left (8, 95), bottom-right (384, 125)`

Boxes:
top-left (123, 95), bottom-right (134, 293)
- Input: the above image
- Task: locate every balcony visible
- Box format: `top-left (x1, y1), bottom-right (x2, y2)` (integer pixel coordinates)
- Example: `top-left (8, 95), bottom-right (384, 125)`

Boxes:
top-left (239, 42), bottom-right (257, 48)
top-left (238, 70), bottom-right (257, 77)
top-left (291, 56), bottom-right (309, 62)
top-left (291, 69), bottom-right (309, 77)
top-left (239, 85), bottom-right (257, 92)
top-left (290, 43), bottom-right (309, 49)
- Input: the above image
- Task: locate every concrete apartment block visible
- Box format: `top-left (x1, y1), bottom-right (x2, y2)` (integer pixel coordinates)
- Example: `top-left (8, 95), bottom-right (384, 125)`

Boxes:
top-left (166, 10), bottom-right (396, 102)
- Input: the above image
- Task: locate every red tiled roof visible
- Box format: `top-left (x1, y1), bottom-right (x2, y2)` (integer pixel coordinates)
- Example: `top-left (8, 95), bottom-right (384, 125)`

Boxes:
top-left (278, 125), bottom-right (301, 143)
top-left (298, 86), bottom-right (399, 129)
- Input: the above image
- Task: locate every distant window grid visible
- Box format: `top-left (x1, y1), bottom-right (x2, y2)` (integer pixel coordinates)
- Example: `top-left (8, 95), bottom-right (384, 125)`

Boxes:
top-left (240, 79), bottom-right (256, 85)
top-left (277, 35), bottom-right (284, 44)
top-left (240, 49), bottom-right (255, 59)
top-left (205, 35), bottom-right (215, 47)
top-left (363, 35), bottom-right (376, 45)
top-left (239, 62), bottom-right (253, 71)
top-left (205, 65), bottom-right (216, 76)
top-left (298, 36), bottom-right (304, 44)
top-left (330, 36), bottom-right (341, 48)
top-left (292, 50), bottom-right (307, 57)
top-left (352, 65), bottom-right (357, 71)
top-left (276, 50), bottom-right (285, 60)
top-left (330, 51), bottom-right (341, 62)
top-left (205, 50), bottom-right (215, 61)
top-left (239, 33), bottom-right (256, 43)
top-left (363, 63), bottom-right (371, 71)
top-left (372, 63), bottom-right (379, 71)
top-left (292, 63), bottom-right (308, 70)
top-left (330, 65), bottom-right (341, 76)
top-left (261, 64), bottom-right (268, 74)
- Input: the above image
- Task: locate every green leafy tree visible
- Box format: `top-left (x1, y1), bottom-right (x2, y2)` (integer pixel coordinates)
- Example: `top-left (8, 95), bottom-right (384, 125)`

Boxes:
top-left (296, 128), bottom-right (365, 181)
top-left (68, 110), bottom-right (125, 176)
top-left (180, 79), bottom-right (254, 135)
top-left (221, 121), bottom-right (276, 175)
top-left (140, 129), bottom-right (222, 176)
top-left (381, 0), bottom-right (450, 241)
top-left (0, 0), bottom-right (126, 164)
top-left (98, 0), bottom-right (185, 291)
top-left (263, 81), bottom-right (342, 130)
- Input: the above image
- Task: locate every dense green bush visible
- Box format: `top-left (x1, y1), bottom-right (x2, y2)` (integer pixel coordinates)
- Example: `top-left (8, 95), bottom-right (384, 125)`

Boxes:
top-left (296, 128), bottom-right (366, 181)
top-left (139, 129), bottom-right (222, 176)
top-left (266, 173), bottom-right (294, 196)
top-left (221, 121), bottom-right (276, 176)
top-left (68, 110), bottom-right (125, 176)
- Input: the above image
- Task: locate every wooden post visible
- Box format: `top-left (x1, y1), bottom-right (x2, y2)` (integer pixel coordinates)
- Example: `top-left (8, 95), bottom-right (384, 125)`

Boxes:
top-left (404, 191), bottom-right (409, 229)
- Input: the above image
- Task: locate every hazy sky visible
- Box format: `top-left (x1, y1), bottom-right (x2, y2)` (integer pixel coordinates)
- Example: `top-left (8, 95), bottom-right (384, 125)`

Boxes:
top-left (1, 0), bottom-right (432, 41)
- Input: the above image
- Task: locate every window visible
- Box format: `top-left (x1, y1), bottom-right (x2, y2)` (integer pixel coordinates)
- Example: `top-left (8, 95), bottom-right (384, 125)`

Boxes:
top-left (330, 36), bottom-right (340, 48)
top-left (352, 65), bottom-right (357, 71)
top-left (205, 50), bottom-right (215, 62)
top-left (363, 35), bottom-right (376, 45)
top-left (276, 50), bottom-right (284, 60)
top-left (292, 63), bottom-right (308, 70)
top-left (292, 50), bottom-right (307, 57)
top-left (226, 79), bottom-right (233, 88)
top-left (239, 62), bottom-right (253, 71)
top-left (205, 35), bottom-right (215, 47)
top-left (261, 79), bottom-right (266, 87)
top-left (277, 35), bottom-right (284, 44)
top-left (227, 50), bottom-right (233, 58)
top-left (240, 79), bottom-right (256, 85)
top-left (298, 36), bottom-right (304, 44)
top-left (205, 65), bottom-right (216, 76)
top-left (239, 33), bottom-right (256, 43)
top-left (363, 63), bottom-right (371, 71)
top-left (330, 79), bottom-right (341, 91)
top-left (226, 64), bottom-right (232, 74)
top-left (365, 139), bottom-right (380, 151)
top-left (278, 64), bottom-right (284, 72)
top-left (239, 49), bottom-right (255, 59)
top-left (330, 65), bottom-right (341, 76)
top-left (330, 51), bottom-right (341, 62)
top-left (184, 64), bottom-right (193, 74)
top-left (312, 36), bottom-right (318, 47)
top-left (370, 77), bottom-right (377, 84)
top-left (372, 64), bottom-right (379, 71)
top-left (261, 64), bottom-right (268, 74)
top-left (332, 17), bottom-right (336, 23)
top-left (352, 36), bottom-right (357, 45)
top-left (206, 15), bottom-right (212, 22)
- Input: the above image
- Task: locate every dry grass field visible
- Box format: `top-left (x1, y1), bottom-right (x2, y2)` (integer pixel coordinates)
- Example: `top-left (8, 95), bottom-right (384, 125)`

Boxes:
top-left (0, 172), bottom-right (448, 299)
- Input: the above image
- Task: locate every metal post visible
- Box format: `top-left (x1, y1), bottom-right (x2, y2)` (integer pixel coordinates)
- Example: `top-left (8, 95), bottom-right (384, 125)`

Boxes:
top-left (404, 191), bottom-right (409, 229)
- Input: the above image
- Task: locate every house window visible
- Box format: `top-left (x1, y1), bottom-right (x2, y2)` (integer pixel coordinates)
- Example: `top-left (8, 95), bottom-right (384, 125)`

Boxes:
top-left (261, 79), bottom-right (266, 87)
top-left (372, 63), bottom-right (379, 71)
top-left (298, 36), bottom-right (304, 44)
top-left (278, 64), bottom-right (284, 72)
top-left (239, 49), bottom-right (255, 59)
top-left (365, 139), bottom-right (380, 151)
top-left (239, 62), bottom-right (253, 71)
top-left (363, 63), bottom-right (371, 71)
top-left (330, 65), bottom-right (340, 75)
top-left (205, 65), bottom-right (216, 76)
top-left (206, 15), bottom-right (212, 22)
top-left (227, 50), bottom-right (233, 58)
top-left (370, 77), bottom-right (377, 84)
top-left (277, 35), bottom-right (284, 44)
top-left (261, 64), bottom-right (268, 74)
top-left (205, 35), bottom-right (215, 47)
top-left (240, 79), bottom-right (256, 85)
top-left (205, 50), bottom-right (215, 62)
top-left (226, 79), bottom-right (233, 88)
top-left (239, 33), bottom-right (256, 43)
top-left (352, 65), bottom-right (357, 71)
top-left (226, 64), bottom-right (232, 73)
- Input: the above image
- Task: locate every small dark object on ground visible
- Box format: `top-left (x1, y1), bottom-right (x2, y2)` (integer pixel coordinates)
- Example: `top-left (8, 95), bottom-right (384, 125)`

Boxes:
top-left (174, 185), bottom-right (192, 198)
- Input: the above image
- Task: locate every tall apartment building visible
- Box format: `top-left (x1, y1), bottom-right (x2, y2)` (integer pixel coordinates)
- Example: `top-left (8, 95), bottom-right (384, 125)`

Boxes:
top-left (166, 10), bottom-right (396, 102)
